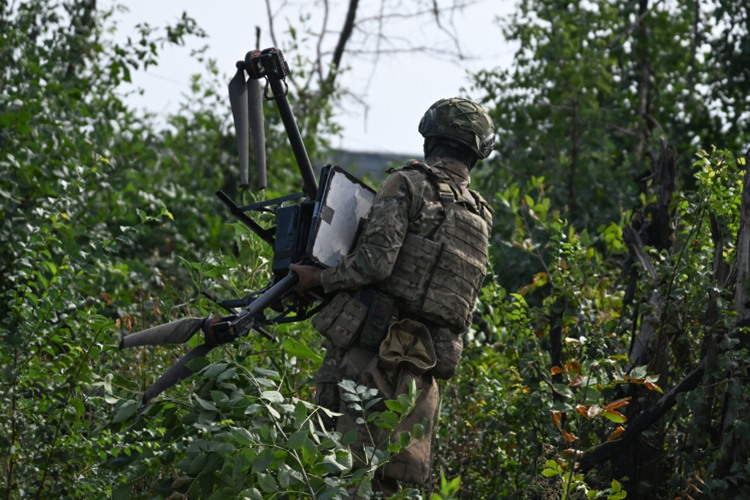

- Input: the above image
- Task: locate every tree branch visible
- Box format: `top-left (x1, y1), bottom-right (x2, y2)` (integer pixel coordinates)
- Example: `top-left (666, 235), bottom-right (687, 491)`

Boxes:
top-left (579, 358), bottom-right (706, 473)
top-left (327, 0), bottom-right (360, 86)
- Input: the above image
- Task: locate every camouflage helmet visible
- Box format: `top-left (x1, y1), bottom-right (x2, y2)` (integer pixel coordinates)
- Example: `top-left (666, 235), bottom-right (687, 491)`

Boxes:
top-left (418, 97), bottom-right (495, 159)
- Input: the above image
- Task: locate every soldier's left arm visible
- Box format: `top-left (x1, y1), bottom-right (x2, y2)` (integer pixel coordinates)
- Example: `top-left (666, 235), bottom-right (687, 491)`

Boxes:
top-left (319, 171), bottom-right (415, 293)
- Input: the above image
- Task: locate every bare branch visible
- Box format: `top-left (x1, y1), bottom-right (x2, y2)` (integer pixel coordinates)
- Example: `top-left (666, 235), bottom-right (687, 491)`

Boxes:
top-left (316, 0), bottom-right (330, 85)
top-left (363, 0), bottom-right (388, 96)
top-left (354, 0), bottom-right (482, 24)
top-left (431, 0), bottom-right (464, 59)
top-left (579, 358), bottom-right (707, 473)
top-left (328, 0), bottom-right (360, 85)
top-left (263, 0), bottom-right (282, 51)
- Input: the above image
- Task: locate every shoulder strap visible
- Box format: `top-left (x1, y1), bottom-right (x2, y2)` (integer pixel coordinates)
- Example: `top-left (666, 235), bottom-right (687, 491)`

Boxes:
top-left (401, 161), bottom-right (457, 239)
top-left (404, 160), bottom-right (456, 205)
top-left (468, 189), bottom-right (494, 224)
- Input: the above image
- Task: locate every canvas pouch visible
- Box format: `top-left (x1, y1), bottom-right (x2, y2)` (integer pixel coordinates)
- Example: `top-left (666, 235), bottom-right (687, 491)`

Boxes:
top-left (312, 291), bottom-right (368, 349)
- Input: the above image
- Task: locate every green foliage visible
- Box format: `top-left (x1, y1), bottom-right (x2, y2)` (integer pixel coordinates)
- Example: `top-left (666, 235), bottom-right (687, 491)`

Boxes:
top-left (435, 147), bottom-right (750, 498)
top-left (472, 0), bottom-right (750, 293)
top-left (3, 0), bottom-right (750, 499)
top-left (0, 1), bottom-right (340, 498)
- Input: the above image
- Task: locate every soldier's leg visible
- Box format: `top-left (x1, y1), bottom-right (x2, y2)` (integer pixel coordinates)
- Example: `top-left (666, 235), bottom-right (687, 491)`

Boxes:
top-left (314, 340), bottom-right (345, 429)
top-left (430, 326), bottom-right (464, 380)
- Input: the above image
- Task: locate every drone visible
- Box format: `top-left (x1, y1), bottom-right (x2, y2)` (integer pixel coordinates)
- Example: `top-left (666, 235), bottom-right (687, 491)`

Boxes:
top-left (120, 48), bottom-right (375, 404)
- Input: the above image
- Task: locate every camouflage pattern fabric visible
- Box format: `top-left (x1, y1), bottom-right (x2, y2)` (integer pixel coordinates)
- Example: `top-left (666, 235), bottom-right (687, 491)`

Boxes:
top-left (419, 97), bottom-right (495, 159)
top-left (315, 156), bottom-right (491, 490)
top-left (320, 156), bottom-right (483, 292)
top-left (374, 159), bottom-right (492, 332)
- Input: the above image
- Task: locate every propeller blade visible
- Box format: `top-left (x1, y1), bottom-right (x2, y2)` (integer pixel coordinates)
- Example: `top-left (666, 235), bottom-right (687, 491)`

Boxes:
top-left (141, 343), bottom-right (214, 404)
top-left (119, 318), bottom-right (205, 349)
top-left (228, 65), bottom-right (250, 188)
top-left (247, 78), bottom-right (267, 190)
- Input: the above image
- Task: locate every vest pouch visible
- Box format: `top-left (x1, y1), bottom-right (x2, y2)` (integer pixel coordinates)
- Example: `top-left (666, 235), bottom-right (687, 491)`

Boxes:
top-left (358, 290), bottom-right (397, 351)
top-left (379, 318), bottom-right (437, 375)
top-left (312, 292), bottom-right (368, 349)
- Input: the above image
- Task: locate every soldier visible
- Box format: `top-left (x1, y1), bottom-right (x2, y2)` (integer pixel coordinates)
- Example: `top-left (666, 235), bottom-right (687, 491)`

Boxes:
top-left (291, 97), bottom-right (494, 496)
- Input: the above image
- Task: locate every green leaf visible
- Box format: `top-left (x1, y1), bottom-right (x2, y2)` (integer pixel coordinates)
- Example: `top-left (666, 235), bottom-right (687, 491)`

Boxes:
top-left (187, 357), bottom-right (210, 372)
top-left (260, 391), bottom-right (283, 404)
top-left (318, 486), bottom-right (344, 500)
top-left (413, 422), bottom-right (425, 440)
top-left (243, 487), bottom-right (263, 500)
top-left (343, 429), bottom-right (358, 445)
top-left (357, 476), bottom-right (373, 498)
top-left (399, 431), bottom-right (411, 448)
top-left (217, 367), bottom-right (237, 382)
top-left (321, 454), bottom-right (348, 474)
top-left (338, 379), bottom-right (357, 393)
top-left (203, 362), bottom-right (229, 379)
top-left (283, 338), bottom-right (322, 363)
top-left (231, 428), bottom-right (254, 445)
top-left (211, 391), bottom-right (230, 405)
top-left (600, 411), bottom-right (626, 423)
top-left (630, 365), bottom-right (647, 379)
top-left (341, 392), bottom-right (361, 402)
top-left (378, 411), bottom-right (398, 426)
top-left (255, 367), bottom-right (280, 378)
top-left (256, 472), bottom-right (277, 493)
top-left (552, 384), bottom-right (574, 398)
top-left (111, 374), bottom-right (139, 391)
top-left (209, 487), bottom-right (236, 500)
top-left (364, 397), bottom-right (382, 410)
top-left (194, 396), bottom-right (218, 412)
top-left (251, 448), bottom-right (274, 473)
top-left (302, 436), bottom-right (319, 462)
top-left (287, 431), bottom-right (307, 450)
top-left (113, 400), bottom-right (136, 423)
top-left (385, 399), bottom-right (405, 413)
top-left (542, 468), bottom-right (560, 477)
top-left (189, 454), bottom-right (207, 474)
top-left (294, 401), bottom-right (307, 425)
top-left (70, 397), bottom-right (85, 419)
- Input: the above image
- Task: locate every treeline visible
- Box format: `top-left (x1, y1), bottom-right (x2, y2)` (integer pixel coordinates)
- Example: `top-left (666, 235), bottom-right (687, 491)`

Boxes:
top-left (2, 0), bottom-right (750, 499)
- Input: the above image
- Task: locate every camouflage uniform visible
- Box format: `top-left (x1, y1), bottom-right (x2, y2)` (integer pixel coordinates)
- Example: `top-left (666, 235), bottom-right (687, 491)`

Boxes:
top-left (313, 155), bottom-right (493, 491)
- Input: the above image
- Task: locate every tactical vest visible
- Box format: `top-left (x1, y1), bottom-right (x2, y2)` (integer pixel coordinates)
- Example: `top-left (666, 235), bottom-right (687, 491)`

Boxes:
top-left (376, 161), bottom-right (492, 332)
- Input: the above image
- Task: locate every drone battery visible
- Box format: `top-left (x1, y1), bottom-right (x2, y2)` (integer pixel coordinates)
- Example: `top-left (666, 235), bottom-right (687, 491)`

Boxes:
top-left (272, 201), bottom-right (315, 279)
top-left (272, 205), bottom-right (298, 277)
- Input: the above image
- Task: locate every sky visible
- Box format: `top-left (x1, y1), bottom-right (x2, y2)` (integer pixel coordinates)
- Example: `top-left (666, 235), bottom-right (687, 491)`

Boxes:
top-left (114, 0), bottom-right (517, 155)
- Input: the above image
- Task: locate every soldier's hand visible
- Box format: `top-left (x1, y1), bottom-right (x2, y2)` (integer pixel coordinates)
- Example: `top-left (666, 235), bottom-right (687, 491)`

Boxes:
top-left (289, 263), bottom-right (322, 293)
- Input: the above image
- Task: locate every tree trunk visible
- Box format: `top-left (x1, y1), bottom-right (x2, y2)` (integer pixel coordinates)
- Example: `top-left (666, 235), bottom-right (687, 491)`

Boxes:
top-left (717, 153), bottom-right (750, 495)
top-left (634, 0), bottom-right (651, 161)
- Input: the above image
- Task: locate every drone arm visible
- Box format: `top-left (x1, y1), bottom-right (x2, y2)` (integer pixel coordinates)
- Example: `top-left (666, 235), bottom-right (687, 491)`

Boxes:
top-left (228, 272), bottom-right (300, 336)
top-left (133, 272), bottom-right (300, 404)
top-left (215, 190), bottom-right (275, 246)
top-left (267, 77), bottom-right (318, 199)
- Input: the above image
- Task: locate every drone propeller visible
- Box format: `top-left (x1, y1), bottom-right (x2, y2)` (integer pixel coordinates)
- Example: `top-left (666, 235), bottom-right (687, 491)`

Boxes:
top-left (141, 343), bottom-right (214, 404)
top-left (248, 78), bottom-right (267, 190)
top-left (120, 317), bottom-right (217, 404)
top-left (228, 63), bottom-right (266, 190)
top-left (119, 317), bottom-right (206, 349)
